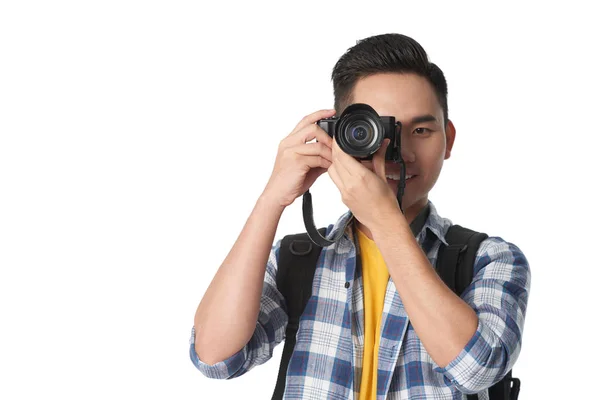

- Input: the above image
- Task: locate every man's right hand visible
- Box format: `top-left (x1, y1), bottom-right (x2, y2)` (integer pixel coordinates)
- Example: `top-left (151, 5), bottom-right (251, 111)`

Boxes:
top-left (262, 109), bottom-right (336, 208)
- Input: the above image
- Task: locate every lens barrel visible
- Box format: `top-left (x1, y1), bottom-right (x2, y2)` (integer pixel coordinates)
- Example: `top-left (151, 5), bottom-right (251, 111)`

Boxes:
top-left (335, 104), bottom-right (385, 158)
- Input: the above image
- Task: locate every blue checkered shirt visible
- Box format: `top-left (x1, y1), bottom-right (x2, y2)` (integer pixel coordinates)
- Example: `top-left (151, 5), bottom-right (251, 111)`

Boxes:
top-left (189, 200), bottom-right (531, 399)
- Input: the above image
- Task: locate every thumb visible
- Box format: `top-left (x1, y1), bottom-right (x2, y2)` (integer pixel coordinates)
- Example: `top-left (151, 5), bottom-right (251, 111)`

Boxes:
top-left (373, 139), bottom-right (389, 181)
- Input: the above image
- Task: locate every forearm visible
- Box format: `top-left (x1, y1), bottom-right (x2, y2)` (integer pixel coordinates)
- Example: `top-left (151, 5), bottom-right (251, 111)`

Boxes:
top-left (371, 213), bottom-right (478, 368)
top-left (194, 192), bottom-right (285, 365)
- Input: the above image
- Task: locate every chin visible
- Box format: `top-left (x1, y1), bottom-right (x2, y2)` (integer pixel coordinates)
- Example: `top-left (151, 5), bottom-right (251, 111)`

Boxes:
top-left (387, 181), bottom-right (425, 210)
top-left (387, 181), bottom-right (409, 201)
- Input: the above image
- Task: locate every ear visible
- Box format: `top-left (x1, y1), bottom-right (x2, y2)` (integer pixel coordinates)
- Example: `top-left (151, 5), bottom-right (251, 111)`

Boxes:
top-left (444, 120), bottom-right (456, 160)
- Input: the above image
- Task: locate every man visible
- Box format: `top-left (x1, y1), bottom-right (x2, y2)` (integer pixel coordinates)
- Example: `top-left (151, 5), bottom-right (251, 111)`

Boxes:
top-left (189, 33), bottom-right (531, 399)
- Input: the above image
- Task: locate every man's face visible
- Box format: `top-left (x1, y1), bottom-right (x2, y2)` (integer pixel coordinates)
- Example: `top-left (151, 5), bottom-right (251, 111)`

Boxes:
top-left (350, 72), bottom-right (456, 213)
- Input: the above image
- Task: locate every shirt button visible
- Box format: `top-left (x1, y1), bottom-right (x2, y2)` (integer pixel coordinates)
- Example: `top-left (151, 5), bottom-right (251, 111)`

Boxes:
top-left (345, 281), bottom-right (350, 288)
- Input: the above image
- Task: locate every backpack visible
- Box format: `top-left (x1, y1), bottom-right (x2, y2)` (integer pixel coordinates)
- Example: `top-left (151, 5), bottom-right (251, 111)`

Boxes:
top-left (271, 225), bottom-right (521, 400)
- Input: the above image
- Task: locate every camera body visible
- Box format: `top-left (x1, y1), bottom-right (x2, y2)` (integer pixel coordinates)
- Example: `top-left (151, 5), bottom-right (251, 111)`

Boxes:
top-left (317, 103), bottom-right (401, 161)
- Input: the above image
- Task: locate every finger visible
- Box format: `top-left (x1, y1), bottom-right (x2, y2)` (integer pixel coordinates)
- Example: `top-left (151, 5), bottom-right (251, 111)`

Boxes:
top-left (373, 139), bottom-right (390, 181)
top-left (281, 123), bottom-right (334, 153)
top-left (331, 136), bottom-right (340, 157)
top-left (290, 142), bottom-right (332, 163)
top-left (327, 163), bottom-right (345, 191)
top-left (294, 123), bottom-right (334, 147)
top-left (332, 137), bottom-right (363, 176)
top-left (290, 109), bottom-right (336, 136)
top-left (300, 155), bottom-right (333, 170)
top-left (332, 137), bottom-right (348, 163)
top-left (331, 137), bottom-right (348, 174)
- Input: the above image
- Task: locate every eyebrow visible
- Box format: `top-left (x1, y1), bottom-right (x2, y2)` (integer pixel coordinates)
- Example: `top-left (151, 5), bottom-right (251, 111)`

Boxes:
top-left (410, 114), bottom-right (438, 124)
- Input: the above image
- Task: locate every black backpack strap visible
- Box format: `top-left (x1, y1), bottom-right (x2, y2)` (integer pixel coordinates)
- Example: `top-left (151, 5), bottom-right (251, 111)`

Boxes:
top-left (488, 369), bottom-right (521, 400)
top-left (436, 224), bottom-right (488, 296)
top-left (437, 225), bottom-right (519, 400)
top-left (271, 227), bottom-right (326, 400)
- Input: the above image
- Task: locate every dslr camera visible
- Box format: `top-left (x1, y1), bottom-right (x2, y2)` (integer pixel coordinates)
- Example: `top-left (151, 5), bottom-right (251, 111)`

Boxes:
top-left (317, 103), bottom-right (402, 161)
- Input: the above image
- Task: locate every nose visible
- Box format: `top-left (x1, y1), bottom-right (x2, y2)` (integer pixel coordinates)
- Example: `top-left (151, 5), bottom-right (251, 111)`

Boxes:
top-left (400, 141), bottom-right (416, 163)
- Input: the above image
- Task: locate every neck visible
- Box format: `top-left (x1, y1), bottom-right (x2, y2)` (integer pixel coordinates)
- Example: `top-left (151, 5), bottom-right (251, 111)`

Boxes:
top-left (355, 196), bottom-right (429, 240)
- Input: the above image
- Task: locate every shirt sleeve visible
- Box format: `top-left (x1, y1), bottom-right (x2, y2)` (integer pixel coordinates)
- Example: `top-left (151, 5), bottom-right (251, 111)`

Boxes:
top-left (189, 238), bottom-right (288, 379)
top-left (432, 236), bottom-right (531, 394)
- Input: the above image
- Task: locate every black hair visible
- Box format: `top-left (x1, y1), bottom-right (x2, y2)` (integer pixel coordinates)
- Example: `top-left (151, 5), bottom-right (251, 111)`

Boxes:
top-left (332, 33), bottom-right (448, 127)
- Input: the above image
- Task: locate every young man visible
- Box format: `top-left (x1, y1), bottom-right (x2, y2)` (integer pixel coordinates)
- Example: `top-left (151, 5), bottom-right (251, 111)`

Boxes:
top-left (189, 33), bottom-right (531, 399)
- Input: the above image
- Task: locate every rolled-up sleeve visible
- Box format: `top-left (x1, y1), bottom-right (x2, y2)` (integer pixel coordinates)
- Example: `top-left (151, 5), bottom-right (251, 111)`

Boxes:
top-left (433, 236), bottom-right (531, 394)
top-left (189, 239), bottom-right (288, 379)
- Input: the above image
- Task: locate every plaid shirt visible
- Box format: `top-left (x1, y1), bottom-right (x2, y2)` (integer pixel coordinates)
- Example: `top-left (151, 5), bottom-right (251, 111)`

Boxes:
top-left (189, 200), bottom-right (531, 399)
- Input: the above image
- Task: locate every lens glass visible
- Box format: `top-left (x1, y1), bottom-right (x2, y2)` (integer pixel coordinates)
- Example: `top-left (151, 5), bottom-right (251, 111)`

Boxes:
top-left (345, 121), bottom-right (374, 148)
top-left (335, 104), bottom-right (384, 158)
top-left (352, 126), bottom-right (368, 141)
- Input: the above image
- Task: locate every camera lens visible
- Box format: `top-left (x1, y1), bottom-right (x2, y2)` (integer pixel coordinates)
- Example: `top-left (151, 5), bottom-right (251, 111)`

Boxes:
top-left (345, 121), bottom-right (374, 148)
top-left (335, 103), bottom-right (386, 158)
top-left (352, 126), bottom-right (368, 142)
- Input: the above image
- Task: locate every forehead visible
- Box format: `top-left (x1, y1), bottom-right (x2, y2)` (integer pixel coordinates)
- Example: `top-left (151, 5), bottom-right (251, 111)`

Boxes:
top-left (351, 72), bottom-right (442, 122)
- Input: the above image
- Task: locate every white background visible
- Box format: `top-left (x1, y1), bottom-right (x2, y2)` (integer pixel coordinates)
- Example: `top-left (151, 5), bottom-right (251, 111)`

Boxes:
top-left (1, 1), bottom-right (599, 399)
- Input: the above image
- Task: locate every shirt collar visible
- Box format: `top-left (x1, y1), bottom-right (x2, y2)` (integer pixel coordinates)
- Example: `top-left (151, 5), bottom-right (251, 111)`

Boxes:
top-left (326, 209), bottom-right (354, 243)
top-left (421, 200), bottom-right (450, 246)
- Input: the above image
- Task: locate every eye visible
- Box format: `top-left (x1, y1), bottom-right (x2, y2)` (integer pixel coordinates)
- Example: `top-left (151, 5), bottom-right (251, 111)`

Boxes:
top-left (414, 127), bottom-right (431, 135)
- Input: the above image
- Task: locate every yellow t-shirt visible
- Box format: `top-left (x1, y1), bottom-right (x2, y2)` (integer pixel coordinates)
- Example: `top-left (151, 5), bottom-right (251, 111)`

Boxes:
top-left (356, 226), bottom-right (390, 400)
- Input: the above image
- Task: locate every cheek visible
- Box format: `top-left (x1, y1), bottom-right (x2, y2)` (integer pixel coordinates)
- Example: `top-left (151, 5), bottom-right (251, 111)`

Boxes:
top-left (416, 140), bottom-right (445, 180)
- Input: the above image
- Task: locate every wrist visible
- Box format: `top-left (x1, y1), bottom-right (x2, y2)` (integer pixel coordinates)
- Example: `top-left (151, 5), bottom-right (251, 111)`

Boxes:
top-left (371, 209), bottom-right (409, 242)
top-left (257, 190), bottom-right (286, 213)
